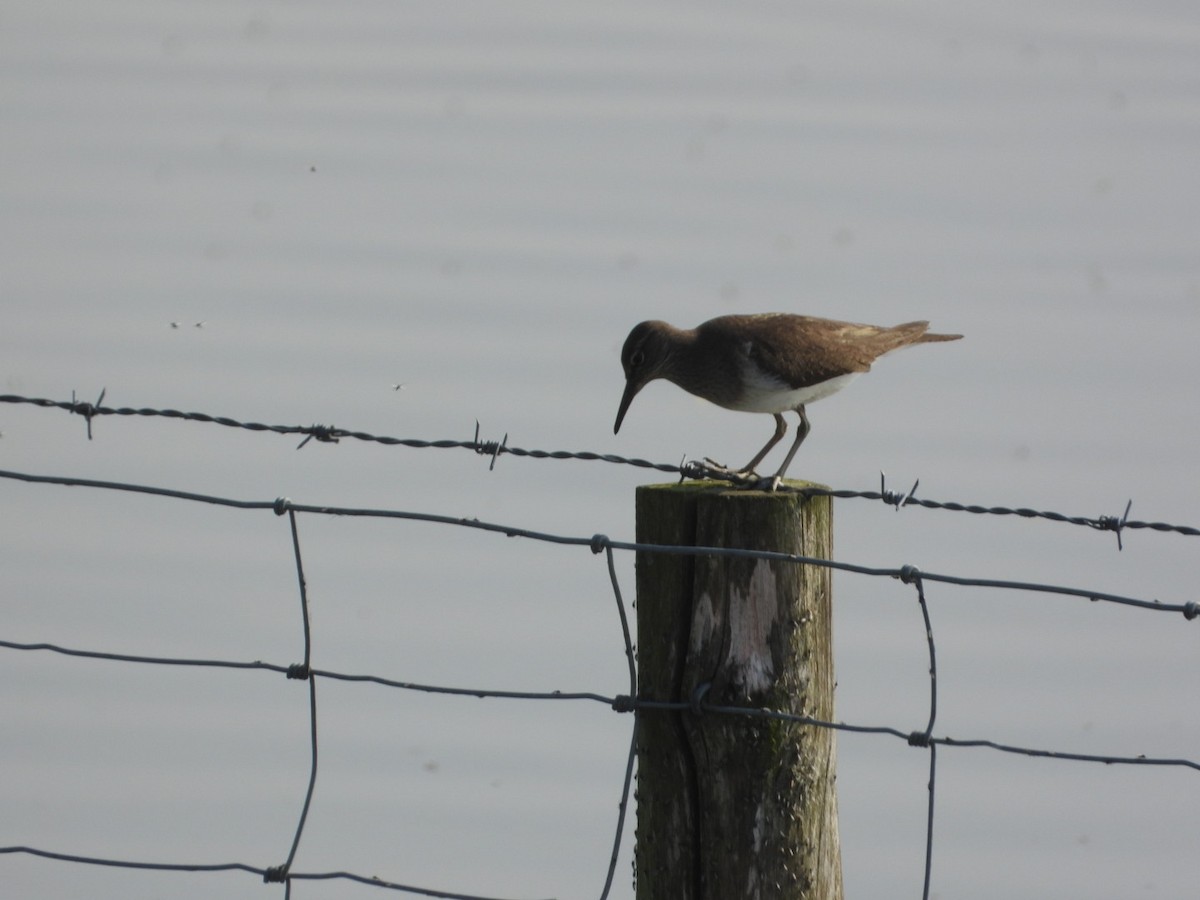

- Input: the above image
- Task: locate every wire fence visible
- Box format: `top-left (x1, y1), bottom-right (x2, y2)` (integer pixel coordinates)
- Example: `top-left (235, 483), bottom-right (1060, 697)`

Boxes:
top-left (1, 392), bottom-right (1197, 900)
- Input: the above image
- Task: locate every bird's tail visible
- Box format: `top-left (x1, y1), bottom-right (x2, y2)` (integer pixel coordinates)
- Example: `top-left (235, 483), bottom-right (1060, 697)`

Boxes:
top-left (891, 320), bottom-right (963, 344)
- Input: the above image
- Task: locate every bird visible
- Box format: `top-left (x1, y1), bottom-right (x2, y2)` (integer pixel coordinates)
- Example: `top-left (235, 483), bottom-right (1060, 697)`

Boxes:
top-left (614, 313), bottom-right (962, 489)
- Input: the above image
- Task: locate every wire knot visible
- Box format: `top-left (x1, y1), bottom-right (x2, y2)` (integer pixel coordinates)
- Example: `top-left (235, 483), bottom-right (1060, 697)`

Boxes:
top-left (589, 533), bottom-right (610, 554)
top-left (286, 663), bottom-right (311, 680)
top-left (899, 564), bottom-right (921, 585)
top-left (263, 865), bottom-right (289, 883)
top-left (611, 694), bottom-right (636, 713)
top-left (907, 731), bottom-right (932, 747)
top-left (1183, 601), bottom-right (1198, 621)
top-left (273, 497), bottom-right (291, 516)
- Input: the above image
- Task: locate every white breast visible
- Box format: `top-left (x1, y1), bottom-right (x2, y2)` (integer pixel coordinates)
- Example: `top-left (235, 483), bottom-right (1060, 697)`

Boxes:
top-left (731, 368), bottom-right (860, 413)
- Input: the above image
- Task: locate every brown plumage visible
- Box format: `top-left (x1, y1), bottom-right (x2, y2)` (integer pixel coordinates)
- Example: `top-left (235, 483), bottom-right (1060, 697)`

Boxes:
top-left (614, 313), bottom-right (962, 488)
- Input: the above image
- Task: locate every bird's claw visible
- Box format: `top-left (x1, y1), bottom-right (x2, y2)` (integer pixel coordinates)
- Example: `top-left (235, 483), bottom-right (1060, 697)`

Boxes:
top-left (699, 459), bottom-right (780, 490)
top-left (700, 458), bottom-right (748, 480)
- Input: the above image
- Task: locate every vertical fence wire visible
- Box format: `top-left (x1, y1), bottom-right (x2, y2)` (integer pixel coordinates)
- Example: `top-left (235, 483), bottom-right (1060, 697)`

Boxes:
top-left (277, 510), bottom-right (319, 887)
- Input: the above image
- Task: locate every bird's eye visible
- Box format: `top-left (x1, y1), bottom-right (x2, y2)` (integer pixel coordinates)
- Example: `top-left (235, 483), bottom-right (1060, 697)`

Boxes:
top-left (630, 350), bottom-right (645, 368)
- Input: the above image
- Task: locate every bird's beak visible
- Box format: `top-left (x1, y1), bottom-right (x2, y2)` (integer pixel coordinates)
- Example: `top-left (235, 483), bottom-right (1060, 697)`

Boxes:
top-left (613, 378), bottom-right (643, 434)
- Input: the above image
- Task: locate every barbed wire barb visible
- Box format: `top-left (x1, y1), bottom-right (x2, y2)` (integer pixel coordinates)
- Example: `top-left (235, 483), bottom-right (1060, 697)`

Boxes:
top-left (1095, 498), bottom-right (1133, 550)
top-left (879, 470), bottom-right (920, 510)
top-left (68, 387), bottom-right (106, 440)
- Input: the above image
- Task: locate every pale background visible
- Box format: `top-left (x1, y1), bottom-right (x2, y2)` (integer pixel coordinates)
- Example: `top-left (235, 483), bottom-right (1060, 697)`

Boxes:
top-left (2, 2), bottom-right (1198, 899)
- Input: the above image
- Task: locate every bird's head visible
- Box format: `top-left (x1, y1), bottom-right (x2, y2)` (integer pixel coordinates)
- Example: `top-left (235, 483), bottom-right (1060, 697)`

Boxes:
top-left (614, 320), bottom-right (676, 434)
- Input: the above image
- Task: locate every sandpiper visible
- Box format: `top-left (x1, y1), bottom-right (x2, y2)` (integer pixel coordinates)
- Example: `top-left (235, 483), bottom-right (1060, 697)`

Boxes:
top-left (614, 313), bottom-right (962, 489)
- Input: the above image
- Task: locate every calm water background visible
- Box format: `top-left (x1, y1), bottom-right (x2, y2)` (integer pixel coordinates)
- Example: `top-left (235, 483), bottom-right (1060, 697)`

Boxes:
top-left (3, 2), bottom-right (1198, 898)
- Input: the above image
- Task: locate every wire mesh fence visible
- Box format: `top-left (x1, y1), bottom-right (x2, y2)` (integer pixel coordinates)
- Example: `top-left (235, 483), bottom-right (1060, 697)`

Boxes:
top-left (1, 392), bottom-right (1197, 899)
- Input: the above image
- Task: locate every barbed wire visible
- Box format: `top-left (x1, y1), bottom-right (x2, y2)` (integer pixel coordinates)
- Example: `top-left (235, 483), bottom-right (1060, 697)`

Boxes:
top-left (2, 391), bottom-right (1198, 548)
top-left (2, 397), bottom-right (1198, 899)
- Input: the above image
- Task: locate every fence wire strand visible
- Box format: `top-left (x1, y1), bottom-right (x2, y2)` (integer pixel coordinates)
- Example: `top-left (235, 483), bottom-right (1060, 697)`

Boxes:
top-left (2, 467), bottom-right (1195, 621)
top-left (2, 394), bottom-right (1198, 899)
top-left (3, 392), bottom-right (1198, 544)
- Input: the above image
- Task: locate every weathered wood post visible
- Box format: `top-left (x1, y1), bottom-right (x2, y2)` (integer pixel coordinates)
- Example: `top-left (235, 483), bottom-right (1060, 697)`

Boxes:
top-left (634, 481), bottom-right (841, 900)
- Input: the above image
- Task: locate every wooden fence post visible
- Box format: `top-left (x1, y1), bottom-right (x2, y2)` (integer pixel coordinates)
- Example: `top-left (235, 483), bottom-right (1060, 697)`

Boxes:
top-left (633, 482), bottom-right (842, 900)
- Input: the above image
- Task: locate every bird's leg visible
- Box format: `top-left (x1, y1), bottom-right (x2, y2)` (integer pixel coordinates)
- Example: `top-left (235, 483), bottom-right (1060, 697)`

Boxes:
top-left (698, 413), bottom-right (791, 487)
top-left (737, 413), bottom-right (788, 475)
top-left (762, 406), bottom-right (810, 491)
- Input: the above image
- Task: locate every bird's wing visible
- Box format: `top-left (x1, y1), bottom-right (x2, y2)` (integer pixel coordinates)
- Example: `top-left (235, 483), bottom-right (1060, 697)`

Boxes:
top-left (711, 315), bottom-right (885, 389)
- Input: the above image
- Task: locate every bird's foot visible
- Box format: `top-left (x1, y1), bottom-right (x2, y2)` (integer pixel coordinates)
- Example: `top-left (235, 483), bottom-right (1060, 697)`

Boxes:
top-left (737, 471), bottom-right (783, 491)
top-left (700, 459), bottom-right (783, 491)
top-left (700, 458), bottom-right (759, 486)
